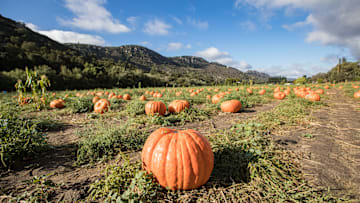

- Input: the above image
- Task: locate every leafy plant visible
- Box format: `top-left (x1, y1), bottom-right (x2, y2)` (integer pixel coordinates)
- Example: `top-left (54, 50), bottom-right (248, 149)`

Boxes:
top-left (67, 97), bottom-right (93, 113)
top-left (0, 110), bottom-right (48, 169)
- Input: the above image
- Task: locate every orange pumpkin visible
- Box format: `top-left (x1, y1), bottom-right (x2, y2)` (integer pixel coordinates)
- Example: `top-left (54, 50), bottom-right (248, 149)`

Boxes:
top-left (258, 89), bottom-right (266, 95)
top-left (117, 95), bottom-right (123, 99)
top-left (211, 94), bottom-right (223, 104)
top-left (305, 93), bottom-right (320, 101)
top-left (123, 94), bottom-right (131, 100)
top-left (354, 91), bottom-right (360, 99)
top-left (145, 101), bottom-right (166, 116)
top-left (324, 85), bottom-right (329, 89)
top-left (315, 89), bottom-right (324, 94)
top-left (246, 88), bottom-right (253, 94)
top-left (92, 96), bottom-right (100, 104)
top-left (141, 128), bottom-right (214, 190)
top-left (168, 100), bottom-right (190, 113)
top-left (273, 92), bottom-right (286, 100)
top-left (220, 100), bottom-right (242, 113)
top-left (94, 99), bottom-right (110, 114)
top-left (49, 99), bottom-right (65, 108)
top-left (139, 95), bottom-right (147, 101)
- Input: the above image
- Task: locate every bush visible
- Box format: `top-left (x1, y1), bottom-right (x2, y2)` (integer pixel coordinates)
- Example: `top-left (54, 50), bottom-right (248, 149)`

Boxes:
top-left (67, 97), bottom-right (93, 113)
top-left (0, 110), bottom-right (48, 169)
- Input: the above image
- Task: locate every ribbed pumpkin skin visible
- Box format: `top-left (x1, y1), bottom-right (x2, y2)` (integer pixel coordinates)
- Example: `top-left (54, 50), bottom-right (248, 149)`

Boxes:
top-left (220, 100), bottom-right (242, 113)
top-left (141, 128), bottom-right (214, 190)
top-left (145, 101), bottom-right (166, 116)
top-left (258, 89), bottom-right (266, 95)
top-left (168, 100), bottom-right (190, 113)
top-left (94, 99), bottom-right (110, 114)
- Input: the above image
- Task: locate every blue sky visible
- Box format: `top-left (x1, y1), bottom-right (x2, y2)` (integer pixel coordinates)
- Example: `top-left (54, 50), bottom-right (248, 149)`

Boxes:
top-left (1, 0), bottom-right (359, 78)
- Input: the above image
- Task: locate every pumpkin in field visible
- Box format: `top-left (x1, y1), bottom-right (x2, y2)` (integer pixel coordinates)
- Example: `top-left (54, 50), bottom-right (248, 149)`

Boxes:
top-left (258, 89), bottom-right (266, 95)
top-left (50, 99), bottom-right (65, 108)
top-left (305, 93), bottom-right (321, 101)
top-left (108, 92), bottom-right (116, 99)
top-left (220, 100), bottom-right (242, 113)
top-left (145, 101), bottom-right (166, 116)
top-left (211, 94), bottom-right (223, 104)
top-left (92, 96), bottom-right (100, 104)
top-left (354, 91), bottom-right (360, 99)
top-left (284, 89), bottom-right (291, 95)
top-left (94, 99), bottom-right (110, 114)
top-left (139, 95), bottom-right (147, 101)
top-left (168, 100), bottom-right (190, 113)
top-left (324, 85), bottom-right (329, 89)
top-left (315, 89), bottom-right (324, 94)
top-left (273, 92), bottom-right (286, 100)
top-left (206, 95), bottom-right (211, 100)
top-left (246, 88), bottom-right (253, 94)
top-left (353, 85), bottom-right (359, 89)
top-left (21, 97), bottom-right (32, 105)
top-left (141, 128), bottom-right (214, 190)
top-left (123, 94), bottom-right (131, 100)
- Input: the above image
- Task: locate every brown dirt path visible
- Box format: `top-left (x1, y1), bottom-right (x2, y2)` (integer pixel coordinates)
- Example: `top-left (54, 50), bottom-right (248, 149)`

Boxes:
top-left (273, 89), bottom-right (360, 200)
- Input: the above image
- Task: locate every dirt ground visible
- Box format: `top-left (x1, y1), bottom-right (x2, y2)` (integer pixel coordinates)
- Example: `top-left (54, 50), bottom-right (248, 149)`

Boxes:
top-left (273, 89), bottom-right (360, 200)
top-left (1, 90), bottom-right (359, 201)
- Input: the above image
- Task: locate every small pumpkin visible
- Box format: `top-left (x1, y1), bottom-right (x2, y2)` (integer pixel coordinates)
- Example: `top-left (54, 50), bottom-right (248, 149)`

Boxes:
top-left (94, 99), bottom-right (110, 114)
top-left (50, 99), bottom-right (65, 108)
top-left (139, 95), bottom-right (147, 101)
top-left (273, 92), bottom-right (286, 100)
top-left (168, 100), bottom-right (190, 113)
top-left (123, 94), bottom-right (131, 100)
top-left (141, 128), bottom-right (214, 190)
top-left (246, 88), bottom-right (253, 94)
top-left (354, 91), bottom-right (360, 99)
top-left (305, 93), bottom-right (320, 101)
top-left (258, 89), bottom-right (266, 95)
top-left (145, 101), bottom-right (166, 116)
top-left (211, 94), bottom-right (223, 104)
top-left (220, 100), bottom-right (242, 113)
top-left (315, 89), bottom-right (324, 94)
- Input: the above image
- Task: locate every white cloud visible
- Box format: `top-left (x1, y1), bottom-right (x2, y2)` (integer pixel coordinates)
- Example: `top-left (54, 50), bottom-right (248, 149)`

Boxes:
top-left (172, 16), bottom-right (183, 25)
top-left (59, 0), bottom-right (130, 33)
top-left (25, 23), bottom-right (39, 30)
top-left (141, 41), bottom-right (150, 46)
top-left (167, 42), bottom-right (183, 51)
top-left (143, 19), bottom-right (171, 35)
top-left (185, 44), bottom-right (192, 49)
top-left (240, 20), bottom-right (257, 31)
top-left (256, 63), bottom-right (330, 78)
top-left (196, 47), bottom-right (252, 70)
top-left (187, 17), bottom-right (209, 30)
top-left (26, 23), bottom-right (105, 45)
top-left (126, 16), bottom-right (139, 29)
top-left (239, 0), bottom-right (360, 59)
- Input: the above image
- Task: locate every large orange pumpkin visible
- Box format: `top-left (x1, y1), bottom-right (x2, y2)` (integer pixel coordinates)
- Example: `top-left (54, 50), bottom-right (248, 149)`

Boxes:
top-left (273, 92), bottom-right (286, 100)
top-left (49, 99), bottom-right (65, 108)
top-left (141, 128), bottom-right (214, 190)
top-left (94, 99), bottom-right (110, 114)
top-left (220, 100), bottom-right (242, 113)
top-left (145, 101), bottom-right (166, 116)
top-left (168, 100), bottom-right (190, 113)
